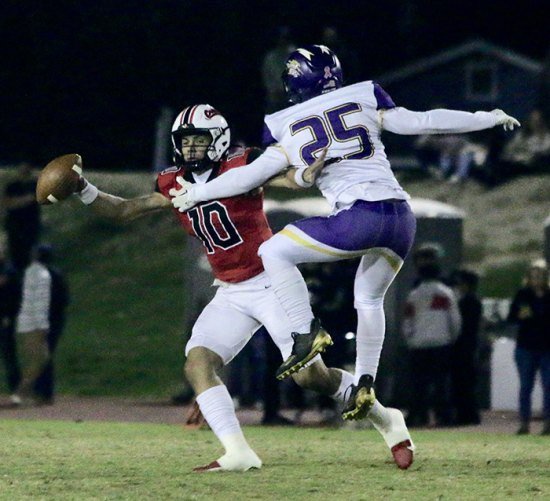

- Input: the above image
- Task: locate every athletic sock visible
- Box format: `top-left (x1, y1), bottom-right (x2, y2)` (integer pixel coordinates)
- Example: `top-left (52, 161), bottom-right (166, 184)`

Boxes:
top-left (354, 306), bottom-right (385, 383)
top-left (196, 384), bottom-right (251, 455)
top-left (367, 400), bottom-right (391, 429)
top-left (330, 369), bottom-right (355, 403)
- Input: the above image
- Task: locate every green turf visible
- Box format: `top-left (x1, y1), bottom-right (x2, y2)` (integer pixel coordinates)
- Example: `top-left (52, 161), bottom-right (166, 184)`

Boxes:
top-left (0, 420), bottom-right (548, 500)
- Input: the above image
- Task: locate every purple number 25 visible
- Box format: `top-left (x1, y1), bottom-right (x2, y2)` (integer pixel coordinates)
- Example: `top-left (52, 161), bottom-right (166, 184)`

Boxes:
top-left (290, 103), bottom-right (374, 165)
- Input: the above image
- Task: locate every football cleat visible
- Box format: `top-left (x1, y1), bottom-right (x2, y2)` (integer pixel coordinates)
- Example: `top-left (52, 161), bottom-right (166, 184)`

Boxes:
top-left (193, 460), bottom-right (222, 472)
top-left (371, 407), bottom-right (415, 470)
top-left (341, 374), bottom-right (376, 421)
top-left (275, 318), bottom-right (333, 380)
top-left (391, 440), bottom-right (415, 470)
top-left (193, 450), bottom-right (262, 473)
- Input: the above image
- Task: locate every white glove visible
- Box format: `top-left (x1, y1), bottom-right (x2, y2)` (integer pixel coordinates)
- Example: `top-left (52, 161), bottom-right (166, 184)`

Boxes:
top-left (491, 109), bottom-right (521, 131)
top-left (168, 176), bottom-right (197, 212)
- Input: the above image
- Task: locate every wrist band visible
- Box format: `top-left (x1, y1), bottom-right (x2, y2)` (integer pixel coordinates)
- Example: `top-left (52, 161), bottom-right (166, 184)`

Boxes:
top-left (293, 168), bottom-right (314, 188)
top-left (77, 182), bottom-right (99, 205)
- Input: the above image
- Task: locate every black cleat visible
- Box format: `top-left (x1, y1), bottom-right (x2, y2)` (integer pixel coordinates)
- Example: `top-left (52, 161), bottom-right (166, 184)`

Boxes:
top-left (275, 319), bottom-right (333, 380)
top-left (342, 374), bottom-right (376, 421)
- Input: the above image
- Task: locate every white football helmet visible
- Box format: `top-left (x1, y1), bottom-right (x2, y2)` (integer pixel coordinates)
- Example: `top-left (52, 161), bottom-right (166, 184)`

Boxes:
top-left (171, 104), bottom-right (231, 171)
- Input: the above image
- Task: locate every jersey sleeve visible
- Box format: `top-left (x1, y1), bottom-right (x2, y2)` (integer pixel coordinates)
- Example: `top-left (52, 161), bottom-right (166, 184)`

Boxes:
top-left (372, 82), bottom-right (396, 110)
top-left (191, 146), bottom-right (289, 203)
top-left (381, 107), bottom-right (498, 135)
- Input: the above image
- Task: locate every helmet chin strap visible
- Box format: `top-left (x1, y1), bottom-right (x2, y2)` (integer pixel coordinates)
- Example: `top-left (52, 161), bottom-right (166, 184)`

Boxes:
top-left (182, 158), bottom-right (215, 172)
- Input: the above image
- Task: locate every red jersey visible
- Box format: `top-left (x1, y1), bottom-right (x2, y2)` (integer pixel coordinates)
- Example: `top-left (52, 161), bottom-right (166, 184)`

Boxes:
top-left (156, 147), bottom-right (273, 283)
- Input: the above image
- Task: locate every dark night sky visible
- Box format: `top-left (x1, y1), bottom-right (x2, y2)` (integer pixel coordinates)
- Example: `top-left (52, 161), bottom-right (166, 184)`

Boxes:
top-left (1, 0), bottom-right (548, 169)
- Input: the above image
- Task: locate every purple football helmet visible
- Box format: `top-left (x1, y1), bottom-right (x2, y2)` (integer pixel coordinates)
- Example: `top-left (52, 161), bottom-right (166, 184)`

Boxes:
top-left (282, 45), bottom-right (344, 104)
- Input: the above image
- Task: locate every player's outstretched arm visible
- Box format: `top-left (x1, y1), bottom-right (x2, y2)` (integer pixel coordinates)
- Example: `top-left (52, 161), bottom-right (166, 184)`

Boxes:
top-left (266, 148), bottom-right (328, 189)
top-left (381, 107), bottom-right (520, 135)
top-left (171, 146), bottom-right (290, 212)
top-left (75, 177), bottom-right (170, 221)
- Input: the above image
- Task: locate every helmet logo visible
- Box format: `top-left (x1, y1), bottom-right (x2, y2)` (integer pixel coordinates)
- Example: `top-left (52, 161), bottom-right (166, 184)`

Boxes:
top-left (323, 66), bottom-right (333, 79)
top-left (204, 108), bottom-right (221, 119)
top-left (287, 59), bottom-right (302, 77)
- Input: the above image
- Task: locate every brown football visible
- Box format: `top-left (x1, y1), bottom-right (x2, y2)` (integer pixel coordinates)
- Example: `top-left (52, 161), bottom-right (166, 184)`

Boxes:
top-left (36, 153), bottom-right (82, 205)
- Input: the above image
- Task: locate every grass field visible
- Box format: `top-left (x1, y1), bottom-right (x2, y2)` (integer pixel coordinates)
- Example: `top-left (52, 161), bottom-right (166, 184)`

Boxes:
top-left (0, 420), bottom-right (548, 501)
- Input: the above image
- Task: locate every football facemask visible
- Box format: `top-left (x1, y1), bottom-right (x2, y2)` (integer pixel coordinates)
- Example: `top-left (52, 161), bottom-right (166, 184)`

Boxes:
top-left (171, 104), bottom-right (231, 171)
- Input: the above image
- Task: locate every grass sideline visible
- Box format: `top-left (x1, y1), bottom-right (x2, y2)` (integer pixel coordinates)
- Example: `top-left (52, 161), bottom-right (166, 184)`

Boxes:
top-left (0, 420), bottom-right (548, 500)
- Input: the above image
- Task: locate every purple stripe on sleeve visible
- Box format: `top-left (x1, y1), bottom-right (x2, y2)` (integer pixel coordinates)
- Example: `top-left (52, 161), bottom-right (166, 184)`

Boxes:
top-left (262, 123), bottom-right (277, 147)
top-left (373, 82), bottom-right (396, 110)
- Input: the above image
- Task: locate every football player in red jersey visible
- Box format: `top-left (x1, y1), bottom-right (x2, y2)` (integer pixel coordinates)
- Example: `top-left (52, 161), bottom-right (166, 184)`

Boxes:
top-left (74, 104), bottom-right (414, 471)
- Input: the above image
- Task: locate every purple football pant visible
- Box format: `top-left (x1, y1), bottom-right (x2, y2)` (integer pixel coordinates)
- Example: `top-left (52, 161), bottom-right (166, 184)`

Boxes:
top-left (273, 199), bottom-right (416, 264)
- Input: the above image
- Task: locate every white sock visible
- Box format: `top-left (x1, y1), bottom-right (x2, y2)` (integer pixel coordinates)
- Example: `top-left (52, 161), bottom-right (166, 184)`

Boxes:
top-left (354, 306), bottom-right (385, 383)
top-left (196, 385), bottom-right (251, 455)
top-left (330, 369), bottom-right (355, 403)
top-left (367, 400), bottom-right (391, 429)
top-left (260, 254), bottom-right (313, 333)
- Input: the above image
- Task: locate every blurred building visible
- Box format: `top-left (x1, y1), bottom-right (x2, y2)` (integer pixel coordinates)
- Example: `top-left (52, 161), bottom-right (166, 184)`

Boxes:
top-left (377, 39), bottom-right (543, 170)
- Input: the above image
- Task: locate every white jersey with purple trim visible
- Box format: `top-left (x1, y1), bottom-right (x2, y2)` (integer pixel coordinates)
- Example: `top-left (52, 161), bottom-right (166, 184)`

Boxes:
top-left (189, 85), bottom-right (500, 209)
top-left (263, 81), bottom-right (409, 209)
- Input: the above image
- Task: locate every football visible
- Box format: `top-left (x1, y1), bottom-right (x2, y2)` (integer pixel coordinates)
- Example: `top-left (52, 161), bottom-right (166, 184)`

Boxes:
top-left (36, 153), bottom-right (83, 205)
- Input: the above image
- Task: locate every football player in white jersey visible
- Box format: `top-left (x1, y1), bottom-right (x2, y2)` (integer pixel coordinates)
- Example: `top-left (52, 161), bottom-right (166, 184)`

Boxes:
top-left (170, 45), bottom-right (520, 424)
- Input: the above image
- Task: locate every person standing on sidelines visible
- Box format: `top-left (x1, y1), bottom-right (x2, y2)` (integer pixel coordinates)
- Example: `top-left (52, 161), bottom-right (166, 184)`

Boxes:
top-left (403, 245), bottom-right (461, 427)
top-left (508, 259), bottom-right (550, 435)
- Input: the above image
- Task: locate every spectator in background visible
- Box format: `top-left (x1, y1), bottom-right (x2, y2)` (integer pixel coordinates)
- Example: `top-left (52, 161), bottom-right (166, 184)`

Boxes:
top-left (414, 134), bottom-right (486, 184)
top-left (0, 242), bottom-right (21, 394)
top-left (1, 162), bottom-right (41, 271)
top-left (449, 269), bottom-right (482, 425)
top-left (261, 26), bottom-right (296, 114)
top-left (32, 244), bottom-right (69, 405)
top-left (11, 244), bottom-right (67, 405)
top-left (497, 109), bottom-right (550, 183)
top-left (507, 259), bottom-right (550, 436)
top-left (402, 244), bottom-right (461, 427)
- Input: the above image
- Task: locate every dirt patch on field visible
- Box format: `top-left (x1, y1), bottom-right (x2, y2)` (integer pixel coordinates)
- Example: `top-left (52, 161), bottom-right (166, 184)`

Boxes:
top-left (0, 395), bottom-right (539, 434)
